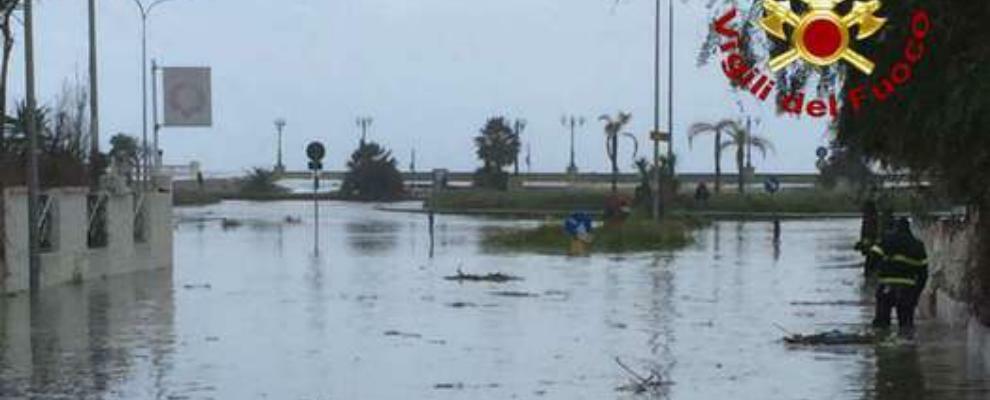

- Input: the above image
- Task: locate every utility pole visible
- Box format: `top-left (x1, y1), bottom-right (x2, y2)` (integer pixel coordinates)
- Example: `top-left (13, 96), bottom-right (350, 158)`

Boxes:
top-left (667, 0), bottom-right (675, 174)
top-left (410, 148), bottom-right (416, 174)
top-left (512, 119), bottom-right (526, 176)
top-left (652, 0), bottom-right (663, 221)
top-left (274, 118), bottom-right (286, 173)
top-left (356, 117), bottom-right (373, 143)
top-left (88, 0), bottom-right (100, 188)
top-left (24, 0), bottom-right (40, 294)
top-left (561, 115), bottom-right (585, 175)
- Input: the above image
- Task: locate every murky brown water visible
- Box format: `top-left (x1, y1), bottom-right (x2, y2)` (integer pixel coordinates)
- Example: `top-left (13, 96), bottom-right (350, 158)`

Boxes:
top-left (1, 201), bottom-right (987, 399)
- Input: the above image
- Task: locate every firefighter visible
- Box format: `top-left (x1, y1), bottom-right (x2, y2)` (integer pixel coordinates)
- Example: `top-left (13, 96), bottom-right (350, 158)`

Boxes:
top-left (870, 218), bottom-right (929, 336)
top-left (854, 199), bottom-right (880, 276)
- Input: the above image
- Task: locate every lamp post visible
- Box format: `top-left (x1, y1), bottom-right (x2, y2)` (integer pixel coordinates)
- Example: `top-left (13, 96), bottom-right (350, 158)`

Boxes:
top-left (88, 0), bottom-right (100, 188)
top-left (129, 0), bottom-right (180, 185)
top-left (652, 0), bottom-right (663, 220)
top-left (356, 117), bottom-right (373, 143)
top-left (512, 119), bottom-right (526, 176)
top-left (561, 115), bottom-right (585, 175)
top-left (274, 118), bottom-right (286, 173)
top-left (23, 0), bottom-right (40, 294)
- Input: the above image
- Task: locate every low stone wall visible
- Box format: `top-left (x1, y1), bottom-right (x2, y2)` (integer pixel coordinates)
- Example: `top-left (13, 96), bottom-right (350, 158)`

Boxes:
top-left (0, 184), bottom-right (172, 294)
top-left (918, 216), bottom-right (990, 365)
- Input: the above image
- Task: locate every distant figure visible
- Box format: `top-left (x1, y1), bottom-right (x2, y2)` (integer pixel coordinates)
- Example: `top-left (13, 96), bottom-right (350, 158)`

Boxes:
top-left (603, 195), bottom-right (631, 227)
top-left (855, 199), bottom-right (880, 276)
top-left (870, 218), bottom-right (929, 337)
top-left (694, 182), bottom-right (711, 208)
top-left (565, 212), bottom-right (594, 256)
top-left (196, 171), bottom-right (205, 192)
top-left (428, 209), bottom-right (436, 258)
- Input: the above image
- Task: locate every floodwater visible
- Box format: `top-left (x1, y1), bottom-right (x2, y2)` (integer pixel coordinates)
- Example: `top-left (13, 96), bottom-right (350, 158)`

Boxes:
top-left (1, 201), bottom-right (988, 399)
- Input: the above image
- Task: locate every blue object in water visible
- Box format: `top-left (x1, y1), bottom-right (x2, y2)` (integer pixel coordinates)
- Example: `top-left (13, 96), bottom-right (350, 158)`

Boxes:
top-left (564, 212), bottom-right (593, 237)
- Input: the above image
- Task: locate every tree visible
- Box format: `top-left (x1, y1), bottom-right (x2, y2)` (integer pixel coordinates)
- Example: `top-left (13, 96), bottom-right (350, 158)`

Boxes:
top-left (817, 139), bottom-right (874, 191)
top-left (0, 1), bottom-right (19, 151)
top-left (599, 112), bottom-right (634, 194)
top-left (718, 120), bottom-right (774, 193)
top-left (688, 119), bottom-right (738, 194)
top-left (341, 140), bottom-right (405, 201)
top-left (240, 167), bottom-right (287, 196)
top-left (109, 133), bottom-right (140, 182)
top-left (827, 2), bottom-right (990, 321)
top-left (473, 117), bottom-right (519, 190)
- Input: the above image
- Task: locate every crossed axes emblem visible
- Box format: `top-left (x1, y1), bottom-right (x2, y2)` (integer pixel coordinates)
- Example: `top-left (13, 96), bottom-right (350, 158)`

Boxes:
top-left (760, 0), bottom-right (886, 74)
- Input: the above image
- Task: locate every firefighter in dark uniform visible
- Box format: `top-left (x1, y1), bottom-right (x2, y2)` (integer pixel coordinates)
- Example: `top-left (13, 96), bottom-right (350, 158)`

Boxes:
top-left (870, 218), bottom-right (929, 336)
top-left (854, 199), bottom-right (880, 276)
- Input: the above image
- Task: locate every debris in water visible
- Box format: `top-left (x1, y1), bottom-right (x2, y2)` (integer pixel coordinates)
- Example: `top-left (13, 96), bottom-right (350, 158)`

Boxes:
top-left (447, 301), bottom-right (478, 308)
top-left (489, 291), bottom-right (539, 298)
top-left (284, 215), bottom-right (302, 224)
top-left (433, 383), bottom-right (464, 390)
top-left (383, 330), bottom-right (422, 339)
top-left (183, 283), bottom-right (212, 290)
top-left (221, 218), bottom-right (243, 229)
top-left (614, 357), bottom-right (670, 394)
top-left (607, 321), bottom-right (628, 329)
top-left (432, 382), bottom-right (499, 390)
top-left (444, 269), bottom-right (522, 283)
top-left (783, 330), bottom-right (876, 345)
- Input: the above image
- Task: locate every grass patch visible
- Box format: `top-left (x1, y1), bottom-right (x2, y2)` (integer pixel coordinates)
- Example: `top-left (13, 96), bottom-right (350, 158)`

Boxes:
top-left (482, 216), bottom-right (704, 254)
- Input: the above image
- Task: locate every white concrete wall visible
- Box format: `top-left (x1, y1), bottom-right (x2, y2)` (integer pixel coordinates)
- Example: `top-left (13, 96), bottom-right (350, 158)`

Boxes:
top-left (918, 216), bottom-right (990, 366)
top-left (0, 184), bottom-right (173, 295)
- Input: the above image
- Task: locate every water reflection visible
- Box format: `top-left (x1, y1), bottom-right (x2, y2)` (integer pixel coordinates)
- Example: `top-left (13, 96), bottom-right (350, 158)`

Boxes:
top-left (0, 270), bottom-right (174, 399)
top-left (345, 219), bottom-right (401, 253)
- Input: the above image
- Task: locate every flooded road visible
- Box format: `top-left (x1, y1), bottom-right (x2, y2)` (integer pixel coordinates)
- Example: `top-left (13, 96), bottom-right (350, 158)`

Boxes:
top-left (1, 201), bottom-right (988, 399)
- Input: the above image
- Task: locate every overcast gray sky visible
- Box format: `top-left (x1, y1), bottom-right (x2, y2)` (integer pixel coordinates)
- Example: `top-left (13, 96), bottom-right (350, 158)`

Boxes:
top-left (6, 0), bottom-right (828, 175)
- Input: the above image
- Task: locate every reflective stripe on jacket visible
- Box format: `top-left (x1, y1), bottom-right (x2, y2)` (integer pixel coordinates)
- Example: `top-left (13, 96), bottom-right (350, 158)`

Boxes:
top-left (874, 232), bottom-right (928, 287)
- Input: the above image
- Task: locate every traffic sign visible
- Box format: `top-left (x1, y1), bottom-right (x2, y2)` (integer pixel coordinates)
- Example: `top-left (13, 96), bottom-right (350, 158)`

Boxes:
top-left (307, 141), bottom-right (326, 162)
top-left (651, 131), bottom-right (671, 142)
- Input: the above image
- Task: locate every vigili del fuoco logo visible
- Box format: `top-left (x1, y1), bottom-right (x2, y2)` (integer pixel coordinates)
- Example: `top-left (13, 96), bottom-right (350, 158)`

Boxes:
top-left (713, 0), bottom-right (931, 118)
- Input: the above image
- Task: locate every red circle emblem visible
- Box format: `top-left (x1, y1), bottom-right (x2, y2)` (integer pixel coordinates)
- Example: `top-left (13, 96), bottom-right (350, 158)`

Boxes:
top-left (802, 19), bottom-right (844, 58)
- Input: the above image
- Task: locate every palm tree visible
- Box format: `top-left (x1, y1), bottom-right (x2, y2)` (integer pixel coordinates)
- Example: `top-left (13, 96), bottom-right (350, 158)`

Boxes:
top-left (719, 120), bottom-right (775, 193)
top-left (688, 119), bottom-right (738, 194)
top-left (474, 117), bottom-right (520, 190)
top-left (599, 112), bottom-right (633, 193)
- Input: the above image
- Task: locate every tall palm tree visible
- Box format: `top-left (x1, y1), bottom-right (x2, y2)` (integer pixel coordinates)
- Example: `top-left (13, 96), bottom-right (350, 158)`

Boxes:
top-left (688, 119), bottom-right (738, 194)
top-left (599, 112), bottom-right (633, 193)
top-left (719, 120), bottom-right (775, 193)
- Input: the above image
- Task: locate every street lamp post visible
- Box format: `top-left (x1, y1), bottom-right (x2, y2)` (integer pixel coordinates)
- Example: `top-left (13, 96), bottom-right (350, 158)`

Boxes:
top-left (652, 0), bottom-right (665, 220)
top-left (88, 0), bottom-right (100, 188)
top-left (512, 119), bottom-right (526, 176)
top-left (130, 0), bottom-right (180, 186)
top-left (23, 0), bottom-right (40, 294)
top-left (561, 115), bottom-right (585, 175)
top-left (356, 117), bottom-right (373, 143)
top-left (274, 118), bottom-right (286, 173)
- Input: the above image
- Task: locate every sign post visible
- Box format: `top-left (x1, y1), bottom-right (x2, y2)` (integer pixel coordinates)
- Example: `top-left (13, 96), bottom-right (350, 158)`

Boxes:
top-left (764, 176), bottom-right (781, 241)
top-left (650, 130), bottom-right (670, 220)
top-left (307, 141), bottom-right (326, 255)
